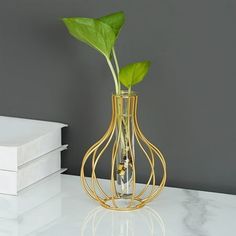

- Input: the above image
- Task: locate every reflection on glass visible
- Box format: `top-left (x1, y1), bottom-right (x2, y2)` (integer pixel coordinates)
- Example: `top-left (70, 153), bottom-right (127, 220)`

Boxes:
top-left (81, 206), bottom-right (165, 236)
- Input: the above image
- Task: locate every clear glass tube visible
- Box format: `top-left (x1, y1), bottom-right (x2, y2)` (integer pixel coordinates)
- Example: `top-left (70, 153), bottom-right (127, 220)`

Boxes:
top-left (114, 91), bottom-right (136, 198)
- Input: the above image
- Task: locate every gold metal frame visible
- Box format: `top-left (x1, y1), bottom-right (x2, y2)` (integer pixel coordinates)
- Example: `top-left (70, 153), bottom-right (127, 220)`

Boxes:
top-left (80, 93), bottom-right (167, 211)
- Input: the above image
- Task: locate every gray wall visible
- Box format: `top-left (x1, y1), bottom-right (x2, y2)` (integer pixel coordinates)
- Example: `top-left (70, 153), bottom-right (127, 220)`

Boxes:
top-left (0, 0), bottom-right (235, 194)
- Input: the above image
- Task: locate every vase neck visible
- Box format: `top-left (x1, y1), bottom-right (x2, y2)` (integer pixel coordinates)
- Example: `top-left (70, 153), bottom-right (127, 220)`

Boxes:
top-left (112, 92), bottom-right (138, 117)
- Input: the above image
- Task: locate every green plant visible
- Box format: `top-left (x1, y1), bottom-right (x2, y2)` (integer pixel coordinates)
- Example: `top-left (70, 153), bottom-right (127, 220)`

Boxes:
top-left (62, 11), bottom-right (151, 95)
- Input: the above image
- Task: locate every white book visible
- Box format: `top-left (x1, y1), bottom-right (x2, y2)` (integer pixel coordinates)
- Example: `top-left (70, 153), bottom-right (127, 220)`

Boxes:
top-left (0, 116), bottom-right (67, 171)
top-left (0, 145), bottom-right (67, 195)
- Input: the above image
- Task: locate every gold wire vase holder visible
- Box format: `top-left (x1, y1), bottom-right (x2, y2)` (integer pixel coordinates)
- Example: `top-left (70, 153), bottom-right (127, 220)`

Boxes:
top-left (81, 91), bottom-right (167, 211)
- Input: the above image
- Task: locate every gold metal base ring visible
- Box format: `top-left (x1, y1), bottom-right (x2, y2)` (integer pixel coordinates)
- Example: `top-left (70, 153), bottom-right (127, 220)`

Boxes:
top-left (101, 197), bottom-right (145, 211)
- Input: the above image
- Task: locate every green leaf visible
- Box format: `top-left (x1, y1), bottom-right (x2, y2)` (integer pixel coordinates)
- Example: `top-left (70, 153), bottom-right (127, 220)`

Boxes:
top-left (98, 11), bottom-right (125, 37)
top-left (62, 17), bottom-right (116, 58)
top-left (119, 61), bottom-right (151, 88)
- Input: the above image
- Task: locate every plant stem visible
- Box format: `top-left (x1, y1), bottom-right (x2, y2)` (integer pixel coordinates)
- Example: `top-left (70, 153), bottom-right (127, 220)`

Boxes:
top-left (112, 48), bottom-right (120, 74)
top-left (112, 48), bottom-right (121, 91)
top-left (128, 87), bottom-right (132, 94)
top-left (106, 57), bottom-right (119, 94)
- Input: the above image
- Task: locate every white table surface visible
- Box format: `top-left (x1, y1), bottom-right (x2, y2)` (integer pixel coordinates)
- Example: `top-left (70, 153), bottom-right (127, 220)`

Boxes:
top-left (0, 173), bottom-right (235, 236)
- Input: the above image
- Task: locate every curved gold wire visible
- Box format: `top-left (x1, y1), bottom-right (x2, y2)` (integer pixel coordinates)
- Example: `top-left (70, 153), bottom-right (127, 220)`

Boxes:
top-left (80, 100), bottom-right (116, 200)
top-left (80, 93), bottom-right (167, 211)
top-left (126, 96), bottom-right (136, 208)
top-left (133, 97), bottom-right (167, 204)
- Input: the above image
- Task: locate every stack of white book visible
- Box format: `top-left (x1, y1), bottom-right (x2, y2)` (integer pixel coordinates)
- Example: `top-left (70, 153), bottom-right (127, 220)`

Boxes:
top-left (0, 116), bottom-right (68, 195)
